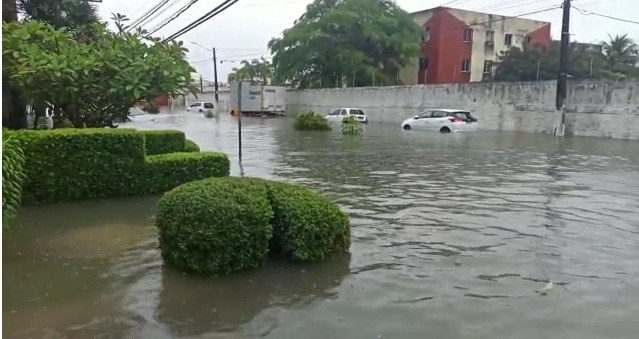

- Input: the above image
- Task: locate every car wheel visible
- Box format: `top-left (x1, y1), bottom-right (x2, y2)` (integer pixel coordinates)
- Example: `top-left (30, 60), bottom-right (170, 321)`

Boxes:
top-left (403, 124), bottom-right (412, 130)
top-left (440, 126), bottom-right (451, 133)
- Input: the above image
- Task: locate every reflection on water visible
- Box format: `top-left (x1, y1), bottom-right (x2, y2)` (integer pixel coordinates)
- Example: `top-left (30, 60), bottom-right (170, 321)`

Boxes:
top-left (3, 113), bottom-right (639, 339)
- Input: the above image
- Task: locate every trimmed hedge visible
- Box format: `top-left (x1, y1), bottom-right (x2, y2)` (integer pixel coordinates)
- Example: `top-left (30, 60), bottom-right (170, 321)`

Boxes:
top-left (184, 139), bottom-right (200, 152)
top-left (142, 152), bottom-right (230, 195)
top-left (157, 177), bottom-right (274, 275)
top-left (9, 129), bottom-right (145, 203)
top-left (4, 128), bottom-right (230, 204)
top-left (156, 177), bottom-right (351, 275)
top-left (2, 134), bottom-right (27, 227)
top-left (142, 130), bottom-right (186, 155)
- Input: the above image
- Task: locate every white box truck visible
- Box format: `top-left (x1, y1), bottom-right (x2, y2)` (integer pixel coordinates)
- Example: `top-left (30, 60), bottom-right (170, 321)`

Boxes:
top-left (230, 82), bottom-right (287, 116)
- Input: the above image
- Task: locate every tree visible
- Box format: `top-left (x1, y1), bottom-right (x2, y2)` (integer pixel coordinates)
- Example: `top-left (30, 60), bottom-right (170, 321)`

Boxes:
top-left (602, 34), bottom-right (638, 71)
top-left (490, 39), bottom-right (638, 82)
top-left (2, 15), bottom-right (194, 128)
top-left (227, 58), bottom-right (276, 84)
top-left (17, 0), bottom-right (101, 30)
top-left (268, 0), bottom-right (421, 88)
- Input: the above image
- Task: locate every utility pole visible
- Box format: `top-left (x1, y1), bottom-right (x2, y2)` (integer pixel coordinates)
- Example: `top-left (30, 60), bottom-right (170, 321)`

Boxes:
top-left (554, 0), bottom-right (571, 137)
top-left (212, 48), bottom-right (219, 103)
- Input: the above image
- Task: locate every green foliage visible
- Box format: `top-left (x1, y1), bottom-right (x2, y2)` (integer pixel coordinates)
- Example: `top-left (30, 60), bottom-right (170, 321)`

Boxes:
top-left (17, 0), bottom-right (101, 31)
top-left (227, 57), bottom-right (276, 85)
top-left (2, 134), bottom-right (27, 227)
top-left (2, 16), bottom-right (194, 128)
top-left (269, 0), bottom-right (421, 88)
top-left (156, 177), bottom-right (351, 275)
top-left (4, 128), bottom-right (230, 204)
top-left (142, 130), bottom-right (186, 156)
top-left (293, 111), bottom-right (331, 131)
top-left (156, 177), bottom-right (274, 275)
top-left (266, 181), bottom-right (351, 261)
top-left (184, 139), bottom-right (200, 152)
top-left (341, 116), bottom-right (363, 135)
top-left (491, 37), bottom-right (639, 82)
top-left (143, 152), bottom-right (230, 195)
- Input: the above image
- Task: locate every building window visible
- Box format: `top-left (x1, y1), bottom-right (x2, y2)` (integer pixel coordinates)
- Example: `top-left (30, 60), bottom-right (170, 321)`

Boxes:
top-left (421, 27), bottom-right (430, 42)
top-left (485, 31), bottom-right (494, 44)
top-left (419, 57), bottom-right (429, 71)
top-left (483, 60), bottom-right (492, 73)
top-left (463, 28), bottom-right (473, 42)
top-left (525, 35), bottom-right (533, 44)
top-left (504, 33), bottom-right (513, 46)
top-left (461, 59), bottom-right (471, 73)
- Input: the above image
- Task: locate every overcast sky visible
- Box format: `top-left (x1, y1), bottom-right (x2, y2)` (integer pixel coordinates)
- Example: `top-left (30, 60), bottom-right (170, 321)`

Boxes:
top-left (96, 0), bottom-right (638, 81)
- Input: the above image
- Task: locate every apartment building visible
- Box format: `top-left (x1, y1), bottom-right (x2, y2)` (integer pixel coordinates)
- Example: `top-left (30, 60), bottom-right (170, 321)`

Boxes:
top-left (399, 6), bottom-right (551, 85)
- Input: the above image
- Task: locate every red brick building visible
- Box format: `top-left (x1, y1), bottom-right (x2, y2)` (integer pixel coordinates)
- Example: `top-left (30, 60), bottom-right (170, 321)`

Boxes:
top-left (400, 7), bottom-right (551, 85)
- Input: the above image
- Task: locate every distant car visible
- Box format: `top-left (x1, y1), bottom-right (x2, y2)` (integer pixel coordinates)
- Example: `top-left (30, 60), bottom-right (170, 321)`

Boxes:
top-left (401, 109), bottom-right (478, 133)
top-left (186, 102), bottom-right (214, 113)
top-left (324, 108), bottom-right (368, 123)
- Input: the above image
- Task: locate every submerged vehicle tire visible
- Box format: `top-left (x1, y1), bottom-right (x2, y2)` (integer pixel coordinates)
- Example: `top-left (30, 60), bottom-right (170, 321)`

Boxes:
top-left (440, 126), bottom-right (451, 133)
top-left (403, 124), bottom-right (412, 130)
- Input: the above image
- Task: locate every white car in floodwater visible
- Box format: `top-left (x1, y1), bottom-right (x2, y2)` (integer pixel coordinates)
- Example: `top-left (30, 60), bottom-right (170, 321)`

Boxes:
top-left (324, 108), bottom-right (368, 123)
top-left (401, 109), bottom-right (478, 133)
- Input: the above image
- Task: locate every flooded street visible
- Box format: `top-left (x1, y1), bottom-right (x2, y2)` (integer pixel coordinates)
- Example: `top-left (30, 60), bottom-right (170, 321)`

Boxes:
top-left (4, 112), bottom-right (639, 339)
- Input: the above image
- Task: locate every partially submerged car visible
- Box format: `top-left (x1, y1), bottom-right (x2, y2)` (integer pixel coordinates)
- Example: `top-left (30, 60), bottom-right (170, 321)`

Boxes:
top-left (401, 109), bottom-right (478, 133)
top-left (324, 108), bottom-right (368, 123)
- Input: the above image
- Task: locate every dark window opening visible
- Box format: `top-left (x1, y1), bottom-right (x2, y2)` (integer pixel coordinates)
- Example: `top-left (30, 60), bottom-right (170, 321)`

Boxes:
top-left (463, 28), bottom-right (473, 42)
top-left (504, 33), bottom-right (513, 46)
top-left (461, 59), bottom-right (471, 73)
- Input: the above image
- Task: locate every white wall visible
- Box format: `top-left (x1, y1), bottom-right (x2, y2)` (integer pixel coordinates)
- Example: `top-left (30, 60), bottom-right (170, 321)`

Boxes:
top-left (287, 80), bottom-right (639, 140)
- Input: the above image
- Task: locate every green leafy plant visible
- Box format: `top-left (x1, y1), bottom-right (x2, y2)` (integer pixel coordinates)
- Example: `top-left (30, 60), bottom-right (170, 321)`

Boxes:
top-left (293, 111), bottom-right (331, 131)
top-left (2, 134), bottom-right (26, 227)
top-left (184, 139), bottom-right (200, 152)
top-left (341, 116), bottom-right (363, 135)
top-left (155, 177), bottom-right (351, 275)
top-left (4, 128), bottom-right (230, 204)
top-left (142, 130), bottom-right (186, 155)
top-left (156, 177), bottom-right (274, 275)
top-left (2, 15), bottom-right (194, 128)
top-left (269, 0), bottom-right (421, 88)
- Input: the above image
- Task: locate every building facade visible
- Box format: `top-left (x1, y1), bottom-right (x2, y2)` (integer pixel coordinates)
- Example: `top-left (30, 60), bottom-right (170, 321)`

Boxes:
top-left (399, 7), bottom-right (551, 85)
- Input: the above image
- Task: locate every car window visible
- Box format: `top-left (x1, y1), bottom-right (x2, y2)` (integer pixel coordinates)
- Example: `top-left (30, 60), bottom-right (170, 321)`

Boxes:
top-left (431, 110), bottom-right (447, 118)
top-left (417, 111), bottom-right (432, 118)
top-left (329, 109), bottom-right (341, 116)
top-left (189, 103), bottom-right (201, 107)
top-left (448, 111), bottom-right (470, 119)
top-left (203, 103), bottom-right (214, 109)
top-left (349, 109), bottom-right (365, 115)
top-left (340, 109), bottom-right (348, 116)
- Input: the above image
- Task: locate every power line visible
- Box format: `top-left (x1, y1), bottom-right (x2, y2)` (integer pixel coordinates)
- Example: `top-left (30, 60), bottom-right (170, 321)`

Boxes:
top-left (164, 0), bottom-right (240, 42)
top-left (127, 0), bottom-right (172, 31)
top-left (148, 0), bottom-right (202, 35)
top-left (138, 0), bottom-right (184, 30)
top-left (573, 6), bottom-right (639, 25)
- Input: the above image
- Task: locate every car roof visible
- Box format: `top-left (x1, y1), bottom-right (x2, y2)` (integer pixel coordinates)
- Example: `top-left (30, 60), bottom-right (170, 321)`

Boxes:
top-left (336, 107), bottom-right (363, 110)
top-left (425, 108), bottom-right (470, 112)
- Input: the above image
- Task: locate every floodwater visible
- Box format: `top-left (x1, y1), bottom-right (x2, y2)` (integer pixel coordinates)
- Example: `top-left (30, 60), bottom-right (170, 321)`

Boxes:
top-left (4, 112), bottom-right (639, 339)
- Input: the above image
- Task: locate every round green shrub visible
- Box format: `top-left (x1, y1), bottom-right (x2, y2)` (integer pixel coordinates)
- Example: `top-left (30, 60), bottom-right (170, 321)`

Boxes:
top-left (184, 138), bottom-right (200, 152)
top-left (293, 111), bottom-right (331, 131)
top-left (156, 177), bottom-right (274, 275)
top-left (156, 177), bottom-right (351, 275)
top-left (266, 181), bottom-right (351, 261)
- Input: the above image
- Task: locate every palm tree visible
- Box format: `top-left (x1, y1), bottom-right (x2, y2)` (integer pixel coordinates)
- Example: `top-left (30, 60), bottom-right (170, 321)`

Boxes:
top-left (602, 34), bottom-right (638, 70)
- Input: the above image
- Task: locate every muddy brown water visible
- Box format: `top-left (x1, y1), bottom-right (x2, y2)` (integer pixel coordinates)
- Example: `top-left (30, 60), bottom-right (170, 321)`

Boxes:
top-left (3, 113), bottom-right (639, 339)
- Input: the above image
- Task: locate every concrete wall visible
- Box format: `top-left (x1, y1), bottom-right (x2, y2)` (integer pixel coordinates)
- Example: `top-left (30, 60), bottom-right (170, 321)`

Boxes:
top-left (287, 79), bottom-right (639, 140)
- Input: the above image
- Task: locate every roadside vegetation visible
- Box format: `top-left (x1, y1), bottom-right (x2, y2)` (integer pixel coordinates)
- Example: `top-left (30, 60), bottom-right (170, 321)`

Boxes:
top-left (156, 177), bottom-right (351, 275)
top-left (293, 111), bottom-right (332, 131)
top-left (341, 116), bottom-right (363, 135)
